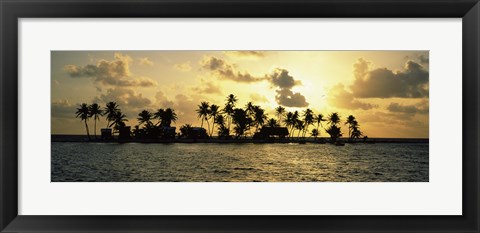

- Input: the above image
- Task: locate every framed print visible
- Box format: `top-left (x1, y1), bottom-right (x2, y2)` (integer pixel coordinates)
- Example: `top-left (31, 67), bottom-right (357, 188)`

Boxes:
top-left (1, 0), bottom-right (479, 232)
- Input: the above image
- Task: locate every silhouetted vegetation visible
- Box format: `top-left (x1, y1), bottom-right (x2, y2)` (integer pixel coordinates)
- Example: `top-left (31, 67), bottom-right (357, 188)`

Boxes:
top-left (74, 93), bottom-right (365, 143)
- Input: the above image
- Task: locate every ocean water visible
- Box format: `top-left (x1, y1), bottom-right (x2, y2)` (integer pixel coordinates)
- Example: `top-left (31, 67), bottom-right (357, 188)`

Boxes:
top-left (51, 142), bottom-right (429, 182)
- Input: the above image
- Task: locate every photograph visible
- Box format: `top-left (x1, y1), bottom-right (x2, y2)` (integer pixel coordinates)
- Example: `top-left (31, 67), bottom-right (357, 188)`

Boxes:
top-left (51, 50), bottom-right (429, 182)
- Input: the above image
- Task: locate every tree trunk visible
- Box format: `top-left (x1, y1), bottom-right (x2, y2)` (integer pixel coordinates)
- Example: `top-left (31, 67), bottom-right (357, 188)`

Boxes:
top-left (84, 120), bottom-right (91, 140)
top-left (94, 118), bottom-right (97, 139)
top-left (205, 118), bottom-right (210, 137)
top-left (210, 121), bottom-right (215, 137)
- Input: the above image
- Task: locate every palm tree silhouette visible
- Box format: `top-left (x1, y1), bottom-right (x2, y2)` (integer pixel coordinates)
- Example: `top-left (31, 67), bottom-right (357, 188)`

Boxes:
top-left (232, 108), bottom-right (251, 138)
top-left (245, 102), bottom-right (255, 117)
top-left (153, 108), bottom-right (165, 126)
top-left (291, 111), bottom-right (299, 137)
top-left (163, 108), bottom-right (177, 127)
top-left (267, 118), bottom-right (280, 127)
top-left (295, 119), bottom-right (304, 138)
top-left (196, 101), bottom-right (211, 130)
top-left (351, 125), bottom-right (363, 141)
top-left (326, 124), bottom-right (342, 142)
top-left (326, 112), bottom-right (342, 142)
top-left (88, 103), bottom-right (103, 139)
top-left (328, 112), bottom-right (341, 126)
top-left (284, 112), bottom-right (294, 138)
top-left (252, 105), bottom-right (267, 133)
top-left (179, 124), bottom-right (193, 138)
top-left (110, 111), bottom-right (128, 134)
top-left (275, 106), bottom-right (285, 126)
top-left (137, 110), bottom-right (153, 127)
top-left (302, 108), bottom-right (314, 137)
top-left (154, 108), bottom-right (177, 127)
top-left (215, 114), bottom-right (230, 137)
top-left (345, 115), bottom-right (356, 140)
top-left (314, 113), bottom-right (326, 133)
top-left (75, 103), bottom-right (91, 140)
top-left (209, 104), bottom-right (220, 137)
top-left (224, 94), bottom-right (238, 134)
top-left (104, 102), bottom-right (119, 128)
top-left (311, 128), bottom-right (319, 140)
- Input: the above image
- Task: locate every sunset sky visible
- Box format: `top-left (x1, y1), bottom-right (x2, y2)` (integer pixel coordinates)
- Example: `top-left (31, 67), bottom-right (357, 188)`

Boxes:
top-left (51, 50), bottom-right (429, 138)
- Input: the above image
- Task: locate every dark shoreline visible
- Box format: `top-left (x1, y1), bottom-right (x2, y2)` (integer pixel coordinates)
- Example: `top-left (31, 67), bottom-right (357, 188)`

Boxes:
top-left (51, 134), bottom-right (429, 144)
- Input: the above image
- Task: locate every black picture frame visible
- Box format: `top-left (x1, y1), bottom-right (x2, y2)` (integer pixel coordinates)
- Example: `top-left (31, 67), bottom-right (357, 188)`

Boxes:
top-left (1, 0), bottom-right (479, 232)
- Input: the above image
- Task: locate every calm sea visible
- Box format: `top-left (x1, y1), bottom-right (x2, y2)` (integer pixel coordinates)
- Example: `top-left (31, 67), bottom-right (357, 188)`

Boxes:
top-left (51, 142), bottom-right (429, 182)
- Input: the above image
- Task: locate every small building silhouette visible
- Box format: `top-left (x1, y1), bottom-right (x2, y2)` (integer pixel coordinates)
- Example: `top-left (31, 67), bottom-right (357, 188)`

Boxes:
top-left (254, 127), bottom-right (289, 139)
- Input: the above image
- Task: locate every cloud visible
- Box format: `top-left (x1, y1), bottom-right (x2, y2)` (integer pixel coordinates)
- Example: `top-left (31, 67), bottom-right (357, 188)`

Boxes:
top-left (250, 93), bottom-right (269, 103)
top-left (64, 53), bottom-right (157, 87)
top-left (152, 93), bottom-right (201, 126)
top-left (201, 57), bottom-right (308, 107)
top-left (350, 58), bottom-right (429, 98)
top-left (174, 62), bottom-right (192, 72)
top-left (200, 56), bottom-right (265, 83)
top-left (95, 87), bottom-right (152, 118)
top-left (267, 68), bottom-right (302, 89)
top-left (387, 101), bottom-right (428, 115)
top-left (327, 84), bottom-right (377, 110)
top-left (192, 79), bottom-right (222, 95)
top-left (275, 88), bottom-right (308, 107)
top-left (138, 57), bottom-right (154, 66)
top-left (52, 99), bottom-right (76, 118)
top-left (265, 68), bottom-right (308, 107)
top-left (224, 51), bottom-right (266, 58)
top-left (154, 91), bottom-right (175, 108)
top-left (418, 54), bottom-right (429, 65)
top-left (172, 94), bottom-right (200, 126)
top-left (356, 110), bottom-right (428, 138)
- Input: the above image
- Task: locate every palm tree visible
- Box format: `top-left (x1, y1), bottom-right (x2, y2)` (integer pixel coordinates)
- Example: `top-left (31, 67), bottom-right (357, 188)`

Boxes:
top-left (267, 118), bottom-right (280, 127)
top-left (88, 103), bottom-right (103, 139)
top-left (162, 108), bottom-right (177, 127)
top-left (326, 124), bottom-right (342, 142)
top-left (179, 124), bottom-right (193, 138)
top-left (314, 113), bottom-right (327, 134)
top-left (155, 108), bottom-right (178, 127)
top-left (153, 108), bottom-right (165, 126)
top-left (252, 105), bottom-right (267, 133)
top-left (326, 112), bottom-right (342, 142)
top-left (275, 106), bottom-right (285, 126)
top-left (104, 102), bottom-right (119, 128)
top-left (311, 128), bottom-right (319, 140)
top-left (351, 126), bottom-right (363, 141)
top-left (345, 115), bottom-right (356, 139)
top-left (302, 108), bottom-right (314, 137)
top-left (209, 104), bottom-right (220, 136)
top-left (137, 110), bottom-right (153, 127)
top-left (295, 119), bottom-right (304, 138)
top-left (75, 103), bottom-right (91, 140)
top-left (110, 111), bottom-right (128, 134)
top-left (284, 112), bottom-right (295, 138)
top-left (215, 115), bottom-right (229, 138)
top-left (245, 102), bottom-right (255, 117)
top-left (328, 112), bottom-right (341, 126)
top-left (223, 94), bottom-right (238, 134)
top-left (232, 108), bottom-right (252, 138)
top-left (196, 101), bottom-right (210, 129)
top-left (290, 111), bottom-right (299, 137)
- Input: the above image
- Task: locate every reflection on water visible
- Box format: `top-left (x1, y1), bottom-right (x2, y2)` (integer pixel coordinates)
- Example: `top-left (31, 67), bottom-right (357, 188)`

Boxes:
top-left (51, 142), bottom-right (428, 182)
